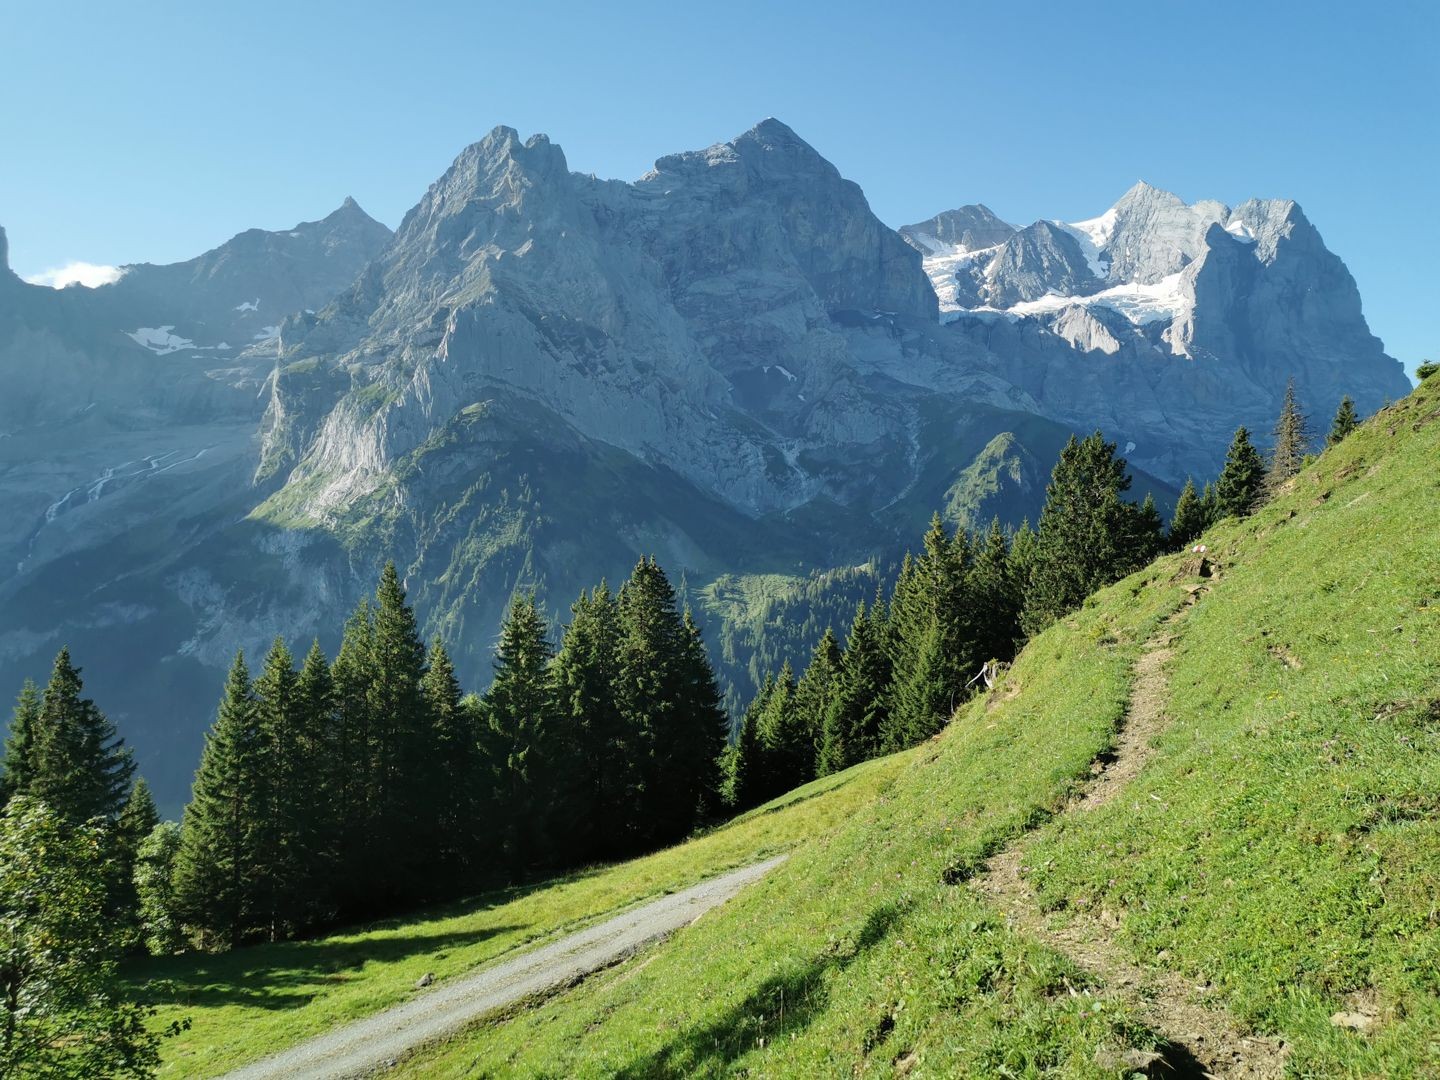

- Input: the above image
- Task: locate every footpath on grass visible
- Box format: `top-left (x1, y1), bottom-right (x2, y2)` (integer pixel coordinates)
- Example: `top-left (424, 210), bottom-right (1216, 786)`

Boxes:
top-left (973, 590), bottom-right (1289, 1079)
top-left (221, 856), bottom-right (787, 1080)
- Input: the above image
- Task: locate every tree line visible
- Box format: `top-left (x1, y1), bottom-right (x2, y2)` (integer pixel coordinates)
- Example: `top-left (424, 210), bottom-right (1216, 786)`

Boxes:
top-left (721, 382), bottom-right (1357, 808)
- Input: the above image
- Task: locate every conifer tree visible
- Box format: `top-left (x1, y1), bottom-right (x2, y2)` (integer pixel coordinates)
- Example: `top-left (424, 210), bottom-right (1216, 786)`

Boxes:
top-left (886, 618), bottom-right (952, 749)
top-left (969, 519), bottom-right (1021, 664)
top-left (1265, 378), bottom-right (1311, 497)
top-left (422, 638), bottom-right (481, 892)
top-left (251, 637), bottom-right (303, 939)
top-left (818, 602), bottom-right (892, 775)
top-left (483, 593), bottom-right (558, 873)
top-left (0, 680), bottom-right (41, 805)
top-left (1168, 477), bottom-right (1207, 548)
top-left (29, 648), bottom-right (134, 827)
top-left (111, 777), bottom-right (160, 950)
top-left (1215, 426), bottom-right (1265, 518)
top-left (1199, 481), bottom-right (1220, 529)
top-left (723, 675), bottom-right (773, 811)
top-left (174, 651), bottom-right (261, 949)
top-left (551, 584), bottom-right (631, 861)
top-left (1327, 395), bottom-right (1359, 447)
top-left (365, 564), bottom-right (434, 906)
top-left (675, 607), bottom-right (728, 822)
top-left (617, 558), bottom-right (725, 845)
top-left (294, 640), bottom-right (338, 920)
top-left (754, 662), bottom-right (808, 802)
top-left (792, 628), bottom-right (841, 776)
top-left (329, 600), bottom-right (374, 911)
top-left (1021, 434), bottom-right (1151, 636)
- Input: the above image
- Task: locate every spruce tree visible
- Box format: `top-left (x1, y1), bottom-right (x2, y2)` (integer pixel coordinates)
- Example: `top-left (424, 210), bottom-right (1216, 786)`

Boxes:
top-left (329, 600), bottom-right (374, 913)
top-left (754, 662), bottom-right (808, 802)
top-left (818, 602), bottom-right (892, 775)
top-left (174, 651), bottom-right (261, 949)
top-left (483, 593), bottom-right (558, 874)
top-left (969, 519), bottom-right (1021, 664)
top-left (1199, 481), bottom-right (1220, 529)
top-left (1021, 434), bottom-right (1151, 636)
top-left (792, 628), bottom-right (841, 777)
top-left (551, 584), bottom-right (631, 861)
top-left (1326, 395), bottom-right (1359, 447)
top-left (0, 680), bottom-right (41, 805)
top-left (1215, 426), bottom-right (1265, 518)
top-left (723, 675), bottom-right (773, 811)
top-left (422, 638), bottom-right (481, 893)
top-left (617, 558), bottom-right (725, 846)
top-left (1265, 377), bottom-right (1311, 497)
top-left (251, 637), bottom-right (303, 940)
top-left (29, 648), bottom-right (134, 827)
top-left (365, 564), bottom-right (434, 907)
top-left (886, 618), bottom-right (952, 749)
top-left (294, 640), bottom-right (338, 922)
top-left (1168, 477), bottom-right (1206, 548)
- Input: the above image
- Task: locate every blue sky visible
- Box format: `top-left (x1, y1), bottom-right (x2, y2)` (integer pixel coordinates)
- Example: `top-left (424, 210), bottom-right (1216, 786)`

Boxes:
top-left (2, 0), bottom-right (1434, 373)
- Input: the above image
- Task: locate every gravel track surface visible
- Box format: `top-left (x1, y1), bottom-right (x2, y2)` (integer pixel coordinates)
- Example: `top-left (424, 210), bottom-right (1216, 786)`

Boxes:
top-left (222, 855), bottom-right (788, 1080)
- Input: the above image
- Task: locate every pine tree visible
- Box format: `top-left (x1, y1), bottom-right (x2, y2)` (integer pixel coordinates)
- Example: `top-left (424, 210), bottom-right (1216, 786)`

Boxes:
top-left (674, 608), bottom-right (728, 823)
top-left (1265, 378), bottom-right (1311, 497)
top-left (551, 584), bottom-right (632, 861)
top-left (1168, 477), bottom-right (1206, 548)
top-left (1215, 426), bottom-right (1265, 518)
top-left (29, 648), bottom-right (134, 827)
top-left (818, 602), bottom-right (892, 775)
top-left (792, 628), bottom-right (841, 777)
top-left (1327, 395), bottom-right (1359, 448)
top-left (483, 593), bottom-right (558, 874)
top-left (1199, 481), bottom-right (1220, 529)
top-left (174, 651), bottom-right (261, 949)
top-left (1021, 434), bottom-right (1151, 636)
top-left (886, 618), bottom-right (952, 749)
top-left (0, 680), bottom-right (41, 805)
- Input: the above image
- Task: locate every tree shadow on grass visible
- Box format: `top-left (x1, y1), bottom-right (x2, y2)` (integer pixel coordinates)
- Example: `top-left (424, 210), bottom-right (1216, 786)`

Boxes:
top-left (129, 923), bottom-right (526, 1012)
top-left (613, 901), bottom-right (906, 1078)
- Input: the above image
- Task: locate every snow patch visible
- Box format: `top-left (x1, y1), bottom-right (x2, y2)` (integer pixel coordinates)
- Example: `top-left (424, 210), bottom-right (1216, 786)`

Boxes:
top-left (950, 271), bottom-right (1190, 327)
top-left (1054, 207), bottom-right (1118, 280)
top-left (763, 364), bottom-right (797, 382)
top-left (235, 298), bottom-right (260, 312)
top-left (253, 325), bottom-right (281, 342)
top-left (127, 326), bottom-right (195, 355)
top-left (1125, 441), bottom-right (1136, 454)
top-left (1224, 219), bottom-right (1257, 244)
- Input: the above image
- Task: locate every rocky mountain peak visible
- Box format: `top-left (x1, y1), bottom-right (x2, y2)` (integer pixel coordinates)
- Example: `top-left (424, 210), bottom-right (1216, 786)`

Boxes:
top-left (0, 225), bottom-right (10, 279)
top-left (899, 205), bottom-right (1016, 256)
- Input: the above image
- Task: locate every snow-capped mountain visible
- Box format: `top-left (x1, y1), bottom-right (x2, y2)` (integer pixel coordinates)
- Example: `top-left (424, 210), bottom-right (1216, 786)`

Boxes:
top-left (0, 120), bottom-right (1410, 809)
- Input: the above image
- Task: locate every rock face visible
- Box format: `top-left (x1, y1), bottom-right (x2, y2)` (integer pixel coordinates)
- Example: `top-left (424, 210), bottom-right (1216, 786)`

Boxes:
top-left (917, 183), bottom-right (1410, 480)
top-left (0, 118), bottom-right (1409, 809)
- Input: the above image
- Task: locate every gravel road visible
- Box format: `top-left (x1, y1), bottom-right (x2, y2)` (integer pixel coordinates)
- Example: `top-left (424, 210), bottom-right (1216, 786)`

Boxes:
top-left (222, 855), bottom-right (788, 1079)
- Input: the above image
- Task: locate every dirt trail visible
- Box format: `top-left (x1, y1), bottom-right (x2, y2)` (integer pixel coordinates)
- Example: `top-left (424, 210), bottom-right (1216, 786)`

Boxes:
top-left (972, 599), bottom-right (1288, 1078)
top-left (222, 856), bottom-right (786, 1080)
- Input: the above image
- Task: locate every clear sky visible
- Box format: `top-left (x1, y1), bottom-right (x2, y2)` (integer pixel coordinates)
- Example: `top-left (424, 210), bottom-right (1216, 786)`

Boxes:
top-left (2, 0), bottom-right (1434, 374)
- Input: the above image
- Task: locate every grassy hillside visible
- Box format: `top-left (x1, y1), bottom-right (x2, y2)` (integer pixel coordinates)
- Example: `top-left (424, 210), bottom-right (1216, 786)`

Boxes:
top-left (152, 377), bottom-right (1440, 1077)
top-left (136, 753), bottom-right (910, 1078)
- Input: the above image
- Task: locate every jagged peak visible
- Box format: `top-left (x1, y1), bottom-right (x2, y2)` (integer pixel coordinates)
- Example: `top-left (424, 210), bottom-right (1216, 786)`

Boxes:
top-left (0, 225), bottom-right (9, 275)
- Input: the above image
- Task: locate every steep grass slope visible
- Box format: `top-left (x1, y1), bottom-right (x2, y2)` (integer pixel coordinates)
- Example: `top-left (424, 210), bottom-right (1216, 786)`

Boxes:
top-left (394, 379), bottom-right (1440, 1076)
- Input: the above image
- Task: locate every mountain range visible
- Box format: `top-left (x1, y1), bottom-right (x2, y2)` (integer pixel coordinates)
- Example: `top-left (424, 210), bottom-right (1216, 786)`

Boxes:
top-left (0, 118), bottom-right (1410, 809)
